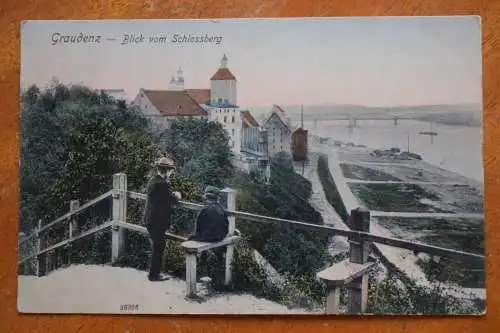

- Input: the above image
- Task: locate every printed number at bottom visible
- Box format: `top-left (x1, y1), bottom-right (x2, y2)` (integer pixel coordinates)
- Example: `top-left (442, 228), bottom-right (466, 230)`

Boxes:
top-left (120, 304), bottom-right (139, 311)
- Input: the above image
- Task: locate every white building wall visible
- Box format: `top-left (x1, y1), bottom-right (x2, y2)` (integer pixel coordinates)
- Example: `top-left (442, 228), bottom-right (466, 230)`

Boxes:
top-left (133, 90), bottom-right (161, 117)
top-left (242, 126), bottom-right (260, 153)
top-left (210, 80), bottom-right (237, 106)
top-left (133, 90), bottom-right (167, 132)
top-left (264, 115), bottom-right (291, 157)
top-left (206, 106), bottom-right (242, 154)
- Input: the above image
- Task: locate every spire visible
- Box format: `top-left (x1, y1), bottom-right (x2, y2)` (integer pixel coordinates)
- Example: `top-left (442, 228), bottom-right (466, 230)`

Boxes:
top-left (221, 54), bottom-right (228, 68)
top-left (176, 66), bottom-right (184, 83)
top-left (168, 75), bottom-right (177, 90)
top-left (175, 66), bottom-right (184, 90)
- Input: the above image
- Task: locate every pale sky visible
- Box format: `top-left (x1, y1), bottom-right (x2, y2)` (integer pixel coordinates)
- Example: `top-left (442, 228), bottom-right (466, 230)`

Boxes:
top-left (20, 16), bottom-right (482, 108)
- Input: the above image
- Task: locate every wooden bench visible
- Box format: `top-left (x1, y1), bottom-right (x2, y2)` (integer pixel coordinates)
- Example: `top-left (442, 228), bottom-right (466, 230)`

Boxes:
top-left (316, 208), bottom-right (377, 314)
top-left (181, 235), bottom-right (242, 297)
top-left (317, 259), bottom-right (377, 314)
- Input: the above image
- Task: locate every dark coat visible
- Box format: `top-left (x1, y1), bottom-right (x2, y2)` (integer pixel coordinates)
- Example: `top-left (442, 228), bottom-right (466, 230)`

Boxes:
top-left (188, 202), bottom-right (229, 242)
top-left (143, 174), bottom-right (179, 233)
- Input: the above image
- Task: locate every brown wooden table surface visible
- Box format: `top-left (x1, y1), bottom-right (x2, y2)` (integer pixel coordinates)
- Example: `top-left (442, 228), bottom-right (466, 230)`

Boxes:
top-left (1, 0), bottom-right (498, 332)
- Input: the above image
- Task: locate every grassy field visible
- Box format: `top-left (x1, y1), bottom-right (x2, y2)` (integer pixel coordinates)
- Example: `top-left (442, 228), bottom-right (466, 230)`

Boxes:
top-left (375, 216), bottom-right (485, 288)
top-left (376, 216), bottom-right (484, 254)
top-left (340, 163), bottom-right (401, 181)
top-left (348, 183), bottom-right (454, 213)
top-left (429, 184), bottom-right (484, 213)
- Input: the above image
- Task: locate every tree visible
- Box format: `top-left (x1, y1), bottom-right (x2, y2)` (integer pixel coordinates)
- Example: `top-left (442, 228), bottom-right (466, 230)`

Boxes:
top-left (162, 117), bottom-right (234, 189)
top-left (20, 81), bottom-right (160, 232)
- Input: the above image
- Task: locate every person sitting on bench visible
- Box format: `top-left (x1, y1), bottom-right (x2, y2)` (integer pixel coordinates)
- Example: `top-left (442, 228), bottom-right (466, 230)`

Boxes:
top-left (187, 185), bottom-right (229, 288)
top-left (188, 185), bottom-right (229, 242)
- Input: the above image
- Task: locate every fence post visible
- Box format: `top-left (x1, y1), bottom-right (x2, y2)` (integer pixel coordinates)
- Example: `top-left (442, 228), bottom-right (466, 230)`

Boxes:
top-left (347, 208), bottom-right (371, 313)
top-left (35, 219), bottom-right (42, 277)
top-left (221, 188), bottom-right (236, 286)
top-left (67, 200), bottom-right (80, 266)
top-left (185, 248), bottom-right (198, 298)
top-left (324, 284), bottom-right (342, 314)
top-left (112, 173), bottom-right (127, 263)
top-left (45, 251), bottom-right (51, 275)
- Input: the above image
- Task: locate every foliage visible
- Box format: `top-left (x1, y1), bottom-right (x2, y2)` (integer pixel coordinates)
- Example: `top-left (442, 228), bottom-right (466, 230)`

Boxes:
top-left (231, 242), bottom-right (284, 302)
top-left (228, 163), bottom-right (330, 282)
top-left (271, 151), bottom-right (294, 170)
top-left (367, 273), bottom-right (481, 314)
top-left (317, 155), bottom-right (349, 221)
top-left (416, 256), bottom-right (485, 289)
top-left (20, 84), bottom-right (483, 314)
top-left (20, 82), bottom-right (160, 232)
top-left (161, 118), bottom-right (234, 189)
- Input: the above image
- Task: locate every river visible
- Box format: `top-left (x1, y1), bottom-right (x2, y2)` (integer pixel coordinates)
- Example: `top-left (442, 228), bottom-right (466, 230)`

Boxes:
top-left (303, 119), bottom-right (484, 183)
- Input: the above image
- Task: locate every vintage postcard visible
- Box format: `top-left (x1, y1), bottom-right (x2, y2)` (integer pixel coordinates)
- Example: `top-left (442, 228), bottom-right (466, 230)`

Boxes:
top-left (17, 17), bottom-right (484, 315)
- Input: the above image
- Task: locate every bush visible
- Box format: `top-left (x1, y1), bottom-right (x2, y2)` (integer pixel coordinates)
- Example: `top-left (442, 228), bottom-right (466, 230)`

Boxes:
top-left (367, 273), bottom-right (481, 314)
top-left (317, 155), bottom-right (349, 221)
top-left (20, 82), bottom-right (160, 233)
top-left (162, 118), bottom-right (234, 188)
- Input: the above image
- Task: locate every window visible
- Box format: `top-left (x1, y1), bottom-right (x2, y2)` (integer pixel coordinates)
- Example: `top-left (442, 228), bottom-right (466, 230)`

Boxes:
top-left (232, 129), bottom-right (235, 136)
top-left (232, 116), bottom-right (235, 123)
top-left (218, 98), bottom-right (222, 105)
top-left (224, 99), bottom-right (229, 105)
top-left (224, 116), bottom-right (227, 123)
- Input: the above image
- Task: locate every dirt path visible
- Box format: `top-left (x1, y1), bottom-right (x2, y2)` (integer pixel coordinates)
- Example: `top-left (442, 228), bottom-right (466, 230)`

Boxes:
top-left (18, 265), bottom-right (315, 314)
top-left (294, 154), bottom-right (349, 256)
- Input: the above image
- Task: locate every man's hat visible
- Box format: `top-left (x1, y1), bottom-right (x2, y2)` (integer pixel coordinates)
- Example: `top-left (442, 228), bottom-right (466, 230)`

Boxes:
top-left (204, 185), bottom-right (221, 198)
top-left (156, 156), bottom-right (175, 169)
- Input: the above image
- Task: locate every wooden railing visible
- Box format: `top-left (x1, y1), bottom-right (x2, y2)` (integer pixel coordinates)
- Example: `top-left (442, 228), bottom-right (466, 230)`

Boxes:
top-left (18, 172), bottom-right (485, 314)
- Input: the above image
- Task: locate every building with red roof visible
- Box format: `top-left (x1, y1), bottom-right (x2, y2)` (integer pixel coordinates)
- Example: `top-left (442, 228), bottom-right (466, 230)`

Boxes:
top-left (133, 54), bottom-right (274, 182)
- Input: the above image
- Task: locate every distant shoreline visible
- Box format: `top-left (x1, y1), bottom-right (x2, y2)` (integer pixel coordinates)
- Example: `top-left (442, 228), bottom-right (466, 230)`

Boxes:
top-left (416, 118), bottom-right (482, 128)
top-left (414, 112), bottom-right (482, 128)
top-left (250, 104), bottom-right (482, 128)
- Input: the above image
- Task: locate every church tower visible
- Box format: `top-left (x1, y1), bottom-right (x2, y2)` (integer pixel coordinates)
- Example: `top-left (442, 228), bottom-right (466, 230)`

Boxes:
top-left (168, 66), bottom-right (184, 91)
top-left (168, 76), bottom-right (177, 90)
top-left (175, 66), bottom-right (185, 90)
top-left (210, 54), bottom-right (237, 106)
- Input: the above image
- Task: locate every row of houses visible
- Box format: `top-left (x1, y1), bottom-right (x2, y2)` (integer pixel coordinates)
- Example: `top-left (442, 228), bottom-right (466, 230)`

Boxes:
top-left (105, 54), bottom-right (308, 181)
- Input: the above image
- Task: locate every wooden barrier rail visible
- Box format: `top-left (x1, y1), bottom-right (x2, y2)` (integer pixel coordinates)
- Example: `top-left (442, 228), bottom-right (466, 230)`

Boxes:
top-left (125, 190), bottom-right (484, 264)
top-left (18, 172), bottom-right (485, 314)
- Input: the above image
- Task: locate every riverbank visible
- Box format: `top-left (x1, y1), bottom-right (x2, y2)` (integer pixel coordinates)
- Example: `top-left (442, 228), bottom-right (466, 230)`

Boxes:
top-left (310, 136), bottom-right (485, 302)
top-left (304, 118), bottom-right (483, 183)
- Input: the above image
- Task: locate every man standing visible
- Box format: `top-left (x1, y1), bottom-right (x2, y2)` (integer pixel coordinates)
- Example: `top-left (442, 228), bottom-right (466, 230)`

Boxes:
top-left (188, 186), bottom-right (229, 288)
top-left (143, 156), bottom-right (182, 282)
